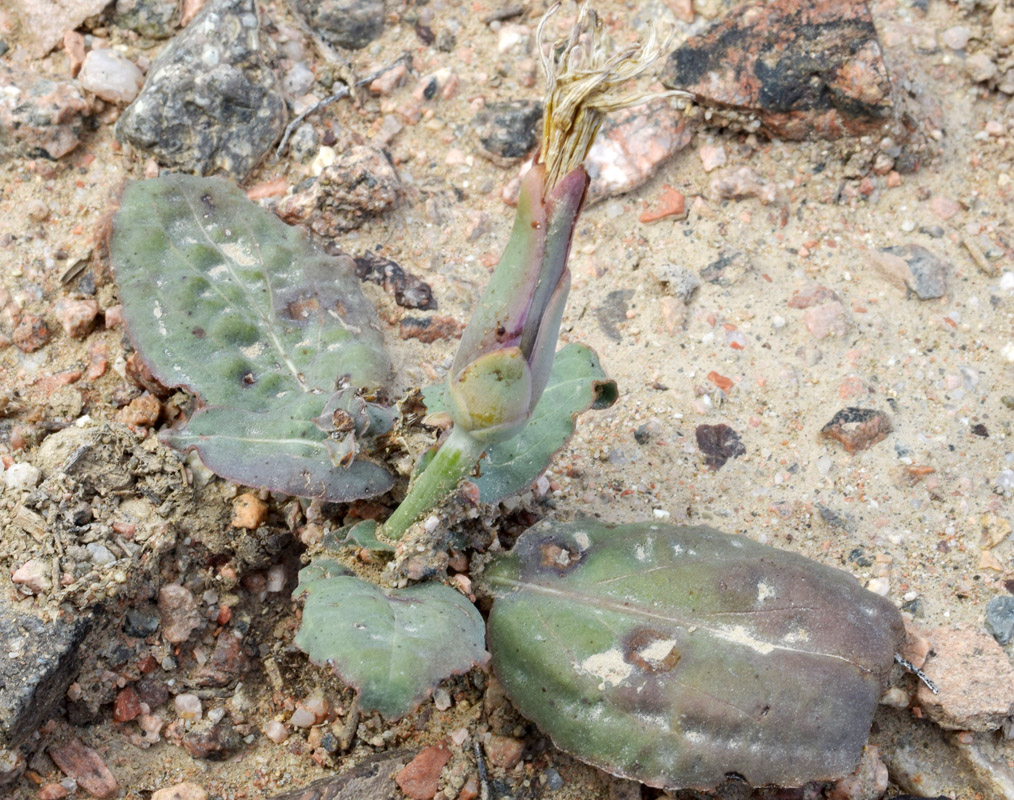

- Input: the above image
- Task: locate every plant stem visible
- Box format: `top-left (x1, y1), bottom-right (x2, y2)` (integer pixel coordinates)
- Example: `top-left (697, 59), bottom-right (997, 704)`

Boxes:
top-left (382, 425), bottom-right (488, 541)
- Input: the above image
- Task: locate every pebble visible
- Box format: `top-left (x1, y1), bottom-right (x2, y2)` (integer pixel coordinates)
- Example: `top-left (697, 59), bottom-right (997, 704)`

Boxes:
top-left (182, 718), bottom-right (242, 758)
top-left (264, 720), bottom-right (288, 743)
top-left (803, 300), bottom-right (848, 340)
top-left (12, 313), bottom-right (51, 353)
top-left (158, 584), bottom-right (203, 644)
top-left (871, 244), bottom-right (949, 300)
top-left (966, 52), bottom-right (998, 82)
top-left (174, 693), bottom-right (203, 721)
top-left (49, 738), bottom-right (118, 799)
top-left (152, 783), bottom-right (207, 800)
top-left (639, 185), bottom-right (686, 223)
top-left (695, 424), bottom-right (746, 470)
top-left (118, 393), bottom-right (162, 428)
top-left (289, 0), bottom-right (385, 50)
top-left (698, 144), bottom-right (727, 172)
top-left (115, 0), bottom-right (286, 179)
top-left (395, 744), bottom-right (451, 800)
top-left (87, 543), bottom-right (116, 566)
top-left (710, 166), bottom-right (779, 204)
top-left (984, 596), bottom-right (1014, 645)
top-left (288, 707), bottom-right (315, 728)
top-left (115, 0), bottom-right (180, 38)
top-left (231, 492), bottom-right (268, 529)
top-left (124, 607), bottom-right (160, 638)
top-left (4, 462), bottom-right (41, 491)
top-left (828, 745), bottom-right (889, 800)
top-left (370, 63), bottom-right (407, 96)
top-left (820, 408), bottom-right (892, 453)
top-left (471, 100), bottom-right (542, 164)
top-left (918, 627), bottom-right (1014, 731)
top-left (276, 145), bottom-right (401, 234)
top-left (39, 785), bottom-right (69, 800)
top-left (940, 25), bottom-right (972, 50)
top-left (654, 263), bottom-right (701, 303)
top-left (282, 62), bottom-right (315, 97)
top-left (486, 734), bottom-right (525, 769)
top-left (11, 558), bottom-right (51, 595)
top-left (55, 299), bottom-right (100, 339)
top-left (193, 632), bottom-right (249, 687)
top-left (114, 687), bottom-right (143, 723)
top-left (78, 49), bottom-right (145, 104)
top-left (0, 65), bottom-right (89, 159)
top-left (585, 100), bottom-right (693, 201)
top-left (928, 194), bottom-right (960, 221)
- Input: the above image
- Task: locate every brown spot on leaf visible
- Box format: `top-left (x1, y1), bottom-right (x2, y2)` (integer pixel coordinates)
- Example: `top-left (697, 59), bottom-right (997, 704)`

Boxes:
top-left (285, 296), bottom-right (320, 321)
top-left (625, 628), bottom-right (682, 673)
top-left (538, 541), bottom-right (583, 574)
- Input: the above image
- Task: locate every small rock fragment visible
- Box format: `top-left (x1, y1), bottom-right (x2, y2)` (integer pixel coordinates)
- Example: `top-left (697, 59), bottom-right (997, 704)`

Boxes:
top-left (586, 100), bottom-right (693, 201)
top-left (662, 0), bottom-right (893, 139)
top-left (965, 52), bottom-right (998, 83)
top-left (118, 393), bottom-right (161, 428)
top-left (264, 720), bottom-right (288, 743)
top-left (175, 693), bottom-right (203, 721)
top-left (231, 493), bottom-right (268, 529)
top-left (471, 100), bottom-right (542, 164)
top-left (928, 195), bottom-right (960, 221)
top-left (78, 50), bottom-right (145, 105)
top-left (353, 252), bottom-right (436, 310)
top-left (182, 718), bottom-right (242, 759)
top-left (787, 284), bottom-right (840, 309)
top-left (4, 463), bottom-right (41, 491)
top-left (11, 559), bottom-right (51, 595)
top-left (695, 424), bottom-right (746, 470)
top-left (985, 596), bottom-right (1014, 646)
top-left (828, 745), bottom-right (889, 800)
top-left (193, 631), bottom-right (249, 687)
top-left (158, 585), bottom-right (202, 644)
top-left (803, 300), bottom-right (848, 340)
top-left (654, 263), bottom-right (701, 303)
top-left (39, 785), bottom-right (68, 800)
top-left (710, 167), bottom-right (780, 205)
top-left (0, 65), bottom-right (90, 159)
top-left (115, 0), bottom-right (287, 179)
top-left (639, 186), bottom-right (686, 223)
top-left (820, 408), bottom-right (891, 453)
top-left (12, 314), bottom-right (51, 353)
top-left (56, 298), bottom-right (100, 339)
top-left (49, 738), bottom-right (118, 799)
top-left (152, 783), bottom-right (208, 800)
top-left (698, 144), bottom-right (726, 172)
top-left (486, 735), bottom-right (525, 769)
top-left (396, 745), bottom-right (452, 800)
top-left (940, 25), bottom-right (971, 51)
top-left (290, 0), bottom-right (385, 50)
top-left (114, 687), bottom-right (143, 723)
top-left (276, 146), bottom-right (400, 234)
top-left (115, 0), bottom-right (180, 38)
top-left (918, 627), bottom-right (1014, 731)
top-left (871, 245), bottom-right (949, 300)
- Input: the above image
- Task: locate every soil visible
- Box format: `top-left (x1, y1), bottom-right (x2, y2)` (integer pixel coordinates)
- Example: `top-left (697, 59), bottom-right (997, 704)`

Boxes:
top-left (1, 0), bottom-right (1013, 798)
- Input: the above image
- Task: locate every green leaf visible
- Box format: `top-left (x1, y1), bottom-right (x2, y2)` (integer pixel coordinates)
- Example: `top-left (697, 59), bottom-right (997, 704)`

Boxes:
top-left (484, 520), bottom-right (905, 790)
top-left (423, 343), bottom-right (616, 504)
top-left (110, 175), bottom-right (394, 501)
top-left (295, 560), bottom-right (488, 719)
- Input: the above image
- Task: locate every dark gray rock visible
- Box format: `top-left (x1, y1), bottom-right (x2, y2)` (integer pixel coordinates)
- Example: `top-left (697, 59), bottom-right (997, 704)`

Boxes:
top-left (876, 244), bottom-right (949, 300)
top-left (291, 0), bottom-right (385, 51)
top-left (985, 596), bottom-right (1014, 646)
top-left (471, 100), bottom-right (542, 164)
top-left (115, 0), bottom-right (287, 179)
top-left (123, 606), bottom-right (160, 638)
top-left (0, 600), bottom-right (93, 748)
top-left (115, 0), bottom-right (179, 38)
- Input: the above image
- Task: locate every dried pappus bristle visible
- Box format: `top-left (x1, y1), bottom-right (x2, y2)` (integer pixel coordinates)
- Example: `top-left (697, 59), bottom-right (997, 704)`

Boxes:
top-left (538, 4), bottom-right (681, 189)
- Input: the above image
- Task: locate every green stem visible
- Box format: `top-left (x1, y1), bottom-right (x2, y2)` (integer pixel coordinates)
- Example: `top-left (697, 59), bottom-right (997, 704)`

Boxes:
top-left (382, 425), bottom-right (488, 541)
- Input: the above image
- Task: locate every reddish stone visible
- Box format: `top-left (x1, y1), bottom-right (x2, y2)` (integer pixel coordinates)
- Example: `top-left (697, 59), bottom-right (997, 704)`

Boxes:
top-left (231, 493), bottom-right (268, 529)
top-left (193, 631), bottom-right (249, 687)
top-left (803, 301), bottom-right (848, 340)
top-left (49, 738), bottom-right (118, 799)
top-left (64, 31), bottom-right (86, 77)
top-left (787, 284), bottom-right (840, 309)
top-left (56, 298), bottom-right (100, 338)
top-left (12, 313), bottom-right (51, 352)
top-left (639, 186), bottom-right (687, 223)
top-left (125, 351), bottom-right (170, 397)
top-left (706, 371), bottom-right (734, 392)
top-left (118, 393), bottom-right (161, 428)
top-left (486, 734), bottom-right (525, 769)
top-left (0, 65), bottom-right (90, 158)
top-left (662, 0), bottom-right (893, 140)
top-left (820, 407), bottom-right (891, 453)
top-left (396, 745), bottom-right (452, 800)
top-left (158, 584), bottom-right (202, 644)
top-left (40, 784), bottom-right (69, 800)
top-left (114, 687), bottom-right (143, 722)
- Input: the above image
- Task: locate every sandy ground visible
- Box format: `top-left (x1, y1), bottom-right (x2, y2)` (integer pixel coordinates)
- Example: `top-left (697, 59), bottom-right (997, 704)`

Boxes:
top-left (1, 0), bottom-right (1013, 797)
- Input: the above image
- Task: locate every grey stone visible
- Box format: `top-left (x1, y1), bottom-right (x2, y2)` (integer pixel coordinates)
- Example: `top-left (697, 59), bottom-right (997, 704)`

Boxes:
top-left (875, 244), bottom-right (949, 300)
top-left (985, 595), bottom-right (1014, 646)
top-left (291, 0), bottom-right (385, 51)
top-left (115, 0), bottom-right (287, 180)
top-left (288, 122), bottom-right (320, 162)
top-left (123, 606), bottom-right (160, 638)
top-left (115, 0), bottom-right (179, 39)
top-left (471, 100), bottom-right (542, 164)
top-left (654, 263), bottom-right (701, 304)
top-left (0, 600), bottom-right (93, 748)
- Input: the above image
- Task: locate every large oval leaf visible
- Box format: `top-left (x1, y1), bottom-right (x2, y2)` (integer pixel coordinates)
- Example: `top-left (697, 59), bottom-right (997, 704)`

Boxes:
top-left (110, 175), bottom-right (394, 501)
top-left (294, 560), bottom-right (488, 719)
top-left (484, 520), bottom-right (904, 790)
top-left (423, 343), bottom-right (616, 504)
